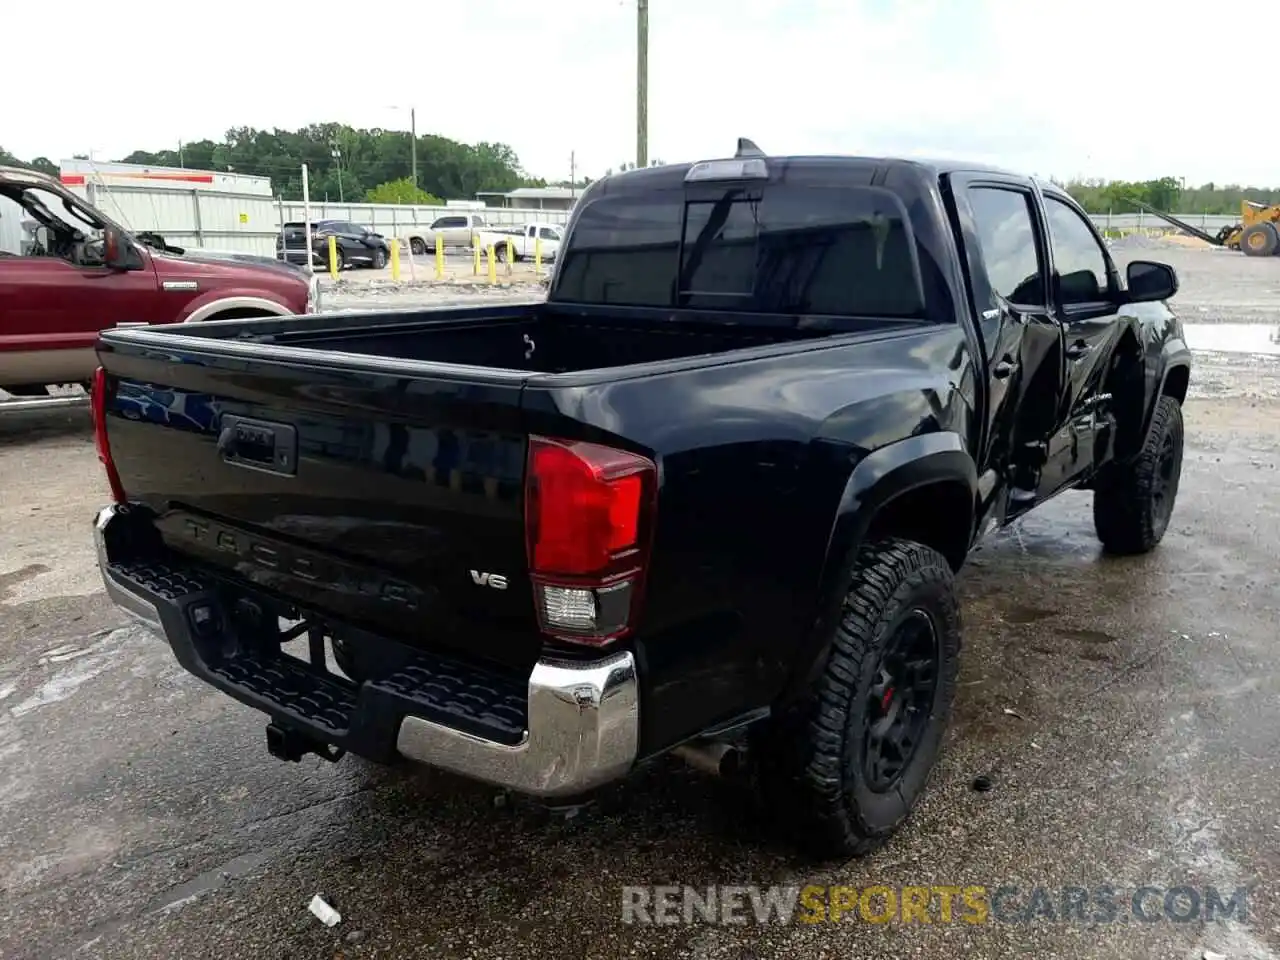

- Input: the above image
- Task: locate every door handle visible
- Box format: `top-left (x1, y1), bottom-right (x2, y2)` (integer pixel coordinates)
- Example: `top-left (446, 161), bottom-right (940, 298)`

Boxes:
top-left (993, 358), bottom-right (1018, 379)
top-left (1066, 340), bottom-right (1091, 360)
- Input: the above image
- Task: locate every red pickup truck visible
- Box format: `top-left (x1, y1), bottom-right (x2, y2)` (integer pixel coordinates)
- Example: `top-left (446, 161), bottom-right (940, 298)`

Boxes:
top-left (0, 165), bottom-right (315, 397)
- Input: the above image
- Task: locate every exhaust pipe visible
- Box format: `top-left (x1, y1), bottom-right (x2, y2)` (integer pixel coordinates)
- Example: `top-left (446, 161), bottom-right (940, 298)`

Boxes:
top-left (672, 741), bottom-right (741, 778)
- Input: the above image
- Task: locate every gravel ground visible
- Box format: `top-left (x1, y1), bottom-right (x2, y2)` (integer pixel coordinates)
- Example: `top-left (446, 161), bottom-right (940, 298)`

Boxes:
top-left (1, 236), bottom-right (1279, 959)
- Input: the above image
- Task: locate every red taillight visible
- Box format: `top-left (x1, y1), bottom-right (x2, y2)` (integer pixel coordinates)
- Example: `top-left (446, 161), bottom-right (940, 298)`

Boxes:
top-left (92, 366), bottom-right (126, 504)
top-left (525, 436), bottom-right (656, 646)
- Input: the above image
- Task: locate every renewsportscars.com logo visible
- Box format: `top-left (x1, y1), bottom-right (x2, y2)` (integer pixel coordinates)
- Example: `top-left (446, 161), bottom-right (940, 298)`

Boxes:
top-left (621, 884), bottom-right (1250, 926)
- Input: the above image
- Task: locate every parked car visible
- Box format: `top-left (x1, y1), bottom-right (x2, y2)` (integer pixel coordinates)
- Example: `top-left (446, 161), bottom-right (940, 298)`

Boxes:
top-left (477, 222), bottom-right (562, 262)
top-left (399, 212), bottom-right (488, 254)
top-left (276, 220), bottom-right (390, 270)
top-left (0, 165), bottom-right (315, 398)
top-left (90, 145), bottom-right (1190, 858)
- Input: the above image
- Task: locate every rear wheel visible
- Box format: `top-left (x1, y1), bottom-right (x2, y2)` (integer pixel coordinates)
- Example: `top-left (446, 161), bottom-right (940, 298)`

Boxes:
top-left (1240, 222), bottom-right (1279, 257)
top-left (372, 248), bottom-right (388, 269)
top-left (1093, 394), bottom-right (1184, 554)
top-left (753, 538), bottom-right (961, 860)
top-left (410, 237), bottom-right (427, 256)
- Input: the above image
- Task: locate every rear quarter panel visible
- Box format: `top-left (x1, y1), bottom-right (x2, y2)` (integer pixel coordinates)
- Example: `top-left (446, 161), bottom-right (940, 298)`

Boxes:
top-left (524, 324), bottom-right (978, 754)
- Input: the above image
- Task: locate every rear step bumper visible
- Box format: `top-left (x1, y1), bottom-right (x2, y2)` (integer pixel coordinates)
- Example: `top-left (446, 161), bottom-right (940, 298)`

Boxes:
top-left (93, 504), bottom-right (640, 798)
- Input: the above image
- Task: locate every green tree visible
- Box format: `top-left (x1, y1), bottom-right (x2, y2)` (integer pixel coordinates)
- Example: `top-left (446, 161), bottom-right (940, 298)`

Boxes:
top-left (365, 177), bottom-right (443, 205)
top-left (0, 146), bottom-right (57, 177)
top-left (114, 123), bottom-right (544, 201)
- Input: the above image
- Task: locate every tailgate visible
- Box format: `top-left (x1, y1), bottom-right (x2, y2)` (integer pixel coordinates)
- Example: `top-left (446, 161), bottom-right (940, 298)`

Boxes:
top-left (98, 341), bottom-right (541, 672)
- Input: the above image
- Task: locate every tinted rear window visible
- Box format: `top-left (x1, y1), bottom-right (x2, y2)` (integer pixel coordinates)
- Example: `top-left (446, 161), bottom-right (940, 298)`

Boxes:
top-left (554, 185), bottom-right (926, 317)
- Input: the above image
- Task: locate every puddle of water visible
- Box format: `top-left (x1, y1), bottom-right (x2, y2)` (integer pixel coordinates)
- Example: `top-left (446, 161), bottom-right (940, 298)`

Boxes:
top-left (1183, 323), bottom-right (1280, 357)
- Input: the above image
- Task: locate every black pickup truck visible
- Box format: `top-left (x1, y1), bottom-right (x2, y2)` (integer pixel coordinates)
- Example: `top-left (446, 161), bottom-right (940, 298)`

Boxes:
top-left (91, 143), bottom-right (1190, 858)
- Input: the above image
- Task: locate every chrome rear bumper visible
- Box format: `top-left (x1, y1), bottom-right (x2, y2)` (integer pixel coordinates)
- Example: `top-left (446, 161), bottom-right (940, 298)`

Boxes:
top-left (94, 503), bottom-right (640, 798)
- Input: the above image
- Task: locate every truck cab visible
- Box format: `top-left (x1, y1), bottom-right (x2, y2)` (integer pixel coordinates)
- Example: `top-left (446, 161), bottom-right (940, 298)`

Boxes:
top-left (0, 165), bottom-right (315, 397)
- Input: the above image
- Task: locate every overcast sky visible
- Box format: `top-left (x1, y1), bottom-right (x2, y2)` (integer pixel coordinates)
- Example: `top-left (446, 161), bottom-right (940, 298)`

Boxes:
top-left (9, 0), bottom-right (1276, 186)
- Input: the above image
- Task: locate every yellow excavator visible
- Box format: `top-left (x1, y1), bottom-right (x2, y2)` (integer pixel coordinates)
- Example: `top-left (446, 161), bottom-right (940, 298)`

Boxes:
top-left (1128, 197), bottom-right (1280, 256)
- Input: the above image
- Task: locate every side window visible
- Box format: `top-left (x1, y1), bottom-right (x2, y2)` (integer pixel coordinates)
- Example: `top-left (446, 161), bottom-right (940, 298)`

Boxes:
top-left (471, 215), bottom-right (486, 227)
top-left (967, 187), bottom-right (1045, 306)
top-left (1043, 196), bottom-right (1110, 305)
top-left (539, 227), bottom-right (560, 241)
top-left (0, 194), bottom-right (32, 255)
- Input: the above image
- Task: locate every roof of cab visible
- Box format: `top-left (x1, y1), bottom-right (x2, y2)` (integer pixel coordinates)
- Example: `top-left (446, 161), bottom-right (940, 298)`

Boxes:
top-left (0, 165), bottom-right (60, 187)
top-left (593, 153), bottom-right (1041, 192)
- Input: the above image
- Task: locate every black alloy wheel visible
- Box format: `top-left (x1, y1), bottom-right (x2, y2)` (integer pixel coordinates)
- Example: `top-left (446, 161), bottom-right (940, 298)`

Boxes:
top-left (862, 609), bottom-right (940, 792)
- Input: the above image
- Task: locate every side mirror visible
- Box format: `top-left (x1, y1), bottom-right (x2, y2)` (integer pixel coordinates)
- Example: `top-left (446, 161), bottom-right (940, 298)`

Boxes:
top-left (1125, 260), bottom-right (1178, 303)
top-left (103, 228), bottom-right (144, 271)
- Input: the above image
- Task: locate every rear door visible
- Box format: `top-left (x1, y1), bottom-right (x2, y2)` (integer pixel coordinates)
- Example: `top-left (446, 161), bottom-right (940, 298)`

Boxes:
top-left (947, 173), bottom-right (1066, 517)
top-left (434, 216), bottom-right (468, 247)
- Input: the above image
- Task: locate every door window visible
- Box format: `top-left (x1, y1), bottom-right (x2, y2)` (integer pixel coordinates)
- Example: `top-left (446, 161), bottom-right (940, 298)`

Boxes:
top-left (0, 186), bottom-right (104, 264)
top-left (538, 227), bottom-right (560, 241)
top-left (1043, 195), bottom-right (1111, 305)
top-left (966, 187), bottom-right (1045, 307)
top-left (432, 216), bottom-right (467, 229)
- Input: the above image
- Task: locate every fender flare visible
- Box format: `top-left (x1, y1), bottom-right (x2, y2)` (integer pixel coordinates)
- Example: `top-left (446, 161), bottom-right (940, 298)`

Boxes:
top-left (782, 432), bottom-right (978, 701)
top-left (183, 296), bottom-right (295, 323)
top-left (1140, 340), bottom-right (1191, 447)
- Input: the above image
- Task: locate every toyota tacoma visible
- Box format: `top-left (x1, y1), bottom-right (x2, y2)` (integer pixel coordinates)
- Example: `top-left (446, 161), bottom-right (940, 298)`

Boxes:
top-left (89, 142), bottom-right (1190, 858)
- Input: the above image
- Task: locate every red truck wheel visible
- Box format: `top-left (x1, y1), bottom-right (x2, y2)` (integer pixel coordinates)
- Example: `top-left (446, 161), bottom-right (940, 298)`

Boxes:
top-left (752, 537), bottom-right (961, 860)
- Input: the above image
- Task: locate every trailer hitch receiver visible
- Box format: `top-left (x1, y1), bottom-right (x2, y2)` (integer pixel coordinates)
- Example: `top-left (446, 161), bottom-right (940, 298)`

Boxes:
top-left (266, 722), bottom-right (346, 763)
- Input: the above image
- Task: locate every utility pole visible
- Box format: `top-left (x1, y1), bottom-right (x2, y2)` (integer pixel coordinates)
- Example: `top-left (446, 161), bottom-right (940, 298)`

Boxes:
top-left (570, 150), bottom-right (576, 197)
top-left (411, 107), bottom-right (418, 188)
top-left (330, 140), bottom-right (344, 203)
top-left (636, 0), bottom-right (648, 169)
top-left (178, 140), bottom-right (184, 168)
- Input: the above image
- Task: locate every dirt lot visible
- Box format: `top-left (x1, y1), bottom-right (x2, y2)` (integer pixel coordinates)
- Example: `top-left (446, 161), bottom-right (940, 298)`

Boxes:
top-left (2, 241), bottom-right (1279, 959)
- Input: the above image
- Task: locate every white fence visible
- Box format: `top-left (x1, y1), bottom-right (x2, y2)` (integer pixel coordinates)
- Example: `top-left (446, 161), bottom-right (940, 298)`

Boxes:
top-left (69, 180), bottom-right (1243, 258)
top-left (277, 202), bottom-right (573, 238)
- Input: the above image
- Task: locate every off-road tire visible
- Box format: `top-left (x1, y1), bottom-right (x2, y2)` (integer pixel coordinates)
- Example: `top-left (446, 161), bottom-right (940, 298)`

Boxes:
top-left (752, 538), bottom-right (961, 861)
top-left (1093, 394), bottom-right (1184, 554)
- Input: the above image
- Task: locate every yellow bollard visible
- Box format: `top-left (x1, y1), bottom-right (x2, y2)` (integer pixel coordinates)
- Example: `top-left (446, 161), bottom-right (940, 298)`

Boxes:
top-left (473, 234), bottom-right (480, 275)
top-left (505, 238), bottom-right (515, 275)
top-left (486, 244), bottom-right (497, 284)
top-left (435, 234), bottom-right (444, 280)
top-left (328, 235), bottom-right (339, 279)
top-left (390, 238), bottom-right (401, 281)
top-left (534, 236), bottom-right (542, 275)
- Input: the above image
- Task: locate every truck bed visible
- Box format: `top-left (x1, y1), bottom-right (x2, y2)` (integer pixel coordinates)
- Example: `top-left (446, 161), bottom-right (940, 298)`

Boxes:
top-left (93, 300), bottom-right (931, 709)
top-left (136, 302), bottom-right (911, 377)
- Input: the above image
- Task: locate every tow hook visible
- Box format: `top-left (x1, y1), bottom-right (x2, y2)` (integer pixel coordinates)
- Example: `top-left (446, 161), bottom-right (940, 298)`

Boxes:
top-left (265, 722), bottom-right (345, 763)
